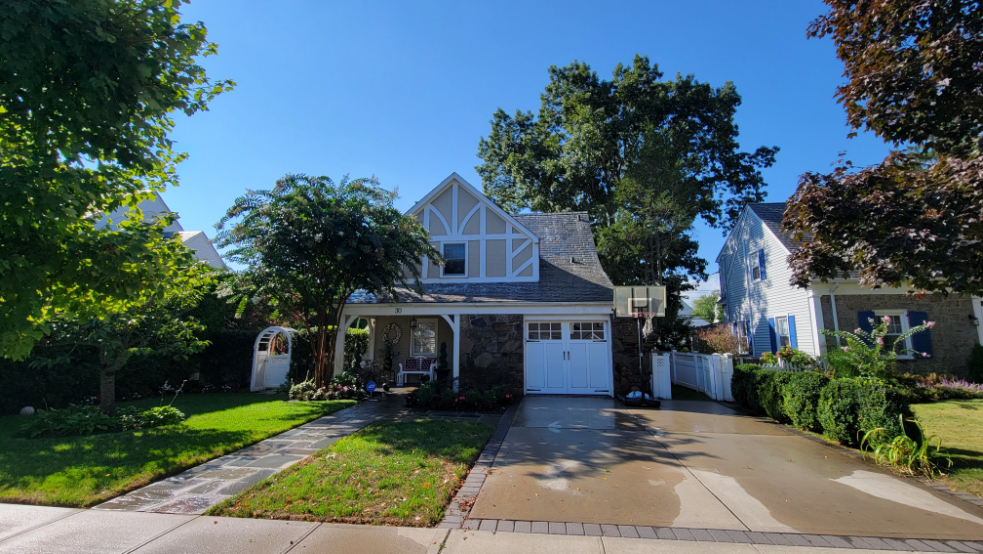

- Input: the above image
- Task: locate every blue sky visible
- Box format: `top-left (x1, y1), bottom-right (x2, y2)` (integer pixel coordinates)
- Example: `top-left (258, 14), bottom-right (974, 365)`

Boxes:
top-left (166, 0), bottom-right (891, 291)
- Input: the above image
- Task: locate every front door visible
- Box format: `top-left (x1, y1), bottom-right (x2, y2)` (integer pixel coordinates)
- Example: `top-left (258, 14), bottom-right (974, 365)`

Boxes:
top-left (524, 320), bottom-right (611, 395)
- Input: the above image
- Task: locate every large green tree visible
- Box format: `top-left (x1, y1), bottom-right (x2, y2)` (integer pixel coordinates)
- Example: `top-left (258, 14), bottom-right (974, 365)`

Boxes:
top-left (784, 0), bottom-right (983, 295)
top-left (36, 219), bottom-right (213, 414)
top-left (0, 0), bottom-right (233, 358)
top-left (476, 55), bottom-right (778, 232)
top-left (217, 174), bottom-right (439, 387)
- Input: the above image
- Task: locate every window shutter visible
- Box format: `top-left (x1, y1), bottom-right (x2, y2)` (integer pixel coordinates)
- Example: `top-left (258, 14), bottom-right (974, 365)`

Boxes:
top-left (768, 317), bottom-right (778, 354)
top-left (788, 315), bottom-right (798, 349)
top-left (745, 321), bottom-right (752, 354)
top-left (758, 249), bottom-right (767, 280)
top-left (907, 311), bottom-right (933, 357)
top-left (857, 311), bottom-right (876, 345)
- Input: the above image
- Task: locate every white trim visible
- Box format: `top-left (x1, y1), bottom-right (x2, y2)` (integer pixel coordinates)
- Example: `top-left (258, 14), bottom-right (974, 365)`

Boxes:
top-left (342, 302), bottom-right (613, 317)
top-left (440, 241), bottom-right (468, 278)
top-left (512, 258), bottom-right (535, 277)
top-left (510, 239), bottom-right (532, 259)
top-left (427, 206), bottom-right (451, 237)
top-left (459, 203), bottom-right (482, 235)
top-left (806, 290), bottom-right (826, 356)
top-left (407, 173), bottom-right (539, 241)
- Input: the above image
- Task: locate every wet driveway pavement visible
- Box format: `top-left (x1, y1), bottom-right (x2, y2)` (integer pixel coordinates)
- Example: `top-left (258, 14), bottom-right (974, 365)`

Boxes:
top-left (468, 396), bottom-right (983, 541)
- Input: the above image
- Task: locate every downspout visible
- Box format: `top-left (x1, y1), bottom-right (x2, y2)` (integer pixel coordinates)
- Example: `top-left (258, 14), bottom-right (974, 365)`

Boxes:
top-left (829, 283), bottom-right (841, 346)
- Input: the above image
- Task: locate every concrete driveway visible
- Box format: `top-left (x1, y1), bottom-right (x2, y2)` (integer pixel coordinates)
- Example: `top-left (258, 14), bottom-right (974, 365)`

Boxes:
top-left (468, 396), bottom-right (983, 541)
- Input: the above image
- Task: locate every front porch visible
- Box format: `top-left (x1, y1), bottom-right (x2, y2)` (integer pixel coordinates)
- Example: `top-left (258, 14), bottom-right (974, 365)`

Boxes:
top-left (333, 311), bottom-right (462, 389)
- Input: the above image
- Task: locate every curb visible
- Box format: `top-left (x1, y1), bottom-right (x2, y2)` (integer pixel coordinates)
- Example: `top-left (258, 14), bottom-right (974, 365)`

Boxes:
top-left (437, 404), bottom-right (518, 529)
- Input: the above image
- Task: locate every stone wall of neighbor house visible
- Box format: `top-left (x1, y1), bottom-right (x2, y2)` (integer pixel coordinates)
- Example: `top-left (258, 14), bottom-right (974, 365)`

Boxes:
top-left (819, 293), bottom-right (977, 375)
top-left (458, 314), bottom-right (524, 393)
top-left (612, 317), bottom-right (648, 396)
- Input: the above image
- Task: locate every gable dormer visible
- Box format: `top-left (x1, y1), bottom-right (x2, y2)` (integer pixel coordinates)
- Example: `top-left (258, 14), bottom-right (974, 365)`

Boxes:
top-left (408, 174), bottom-right (539, 283)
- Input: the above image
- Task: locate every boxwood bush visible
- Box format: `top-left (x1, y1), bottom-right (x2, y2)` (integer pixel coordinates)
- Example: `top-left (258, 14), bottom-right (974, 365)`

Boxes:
top-left (760, 371), bottom-right (795, 423)
top-left (817, 379), bottom-right (862, 445)
top-left (782, 371), bottom-right (830, 432)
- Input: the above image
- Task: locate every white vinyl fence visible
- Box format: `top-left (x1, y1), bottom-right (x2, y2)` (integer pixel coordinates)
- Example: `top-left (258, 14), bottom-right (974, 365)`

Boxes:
top-left (651, 351), bottom-right (734, 402)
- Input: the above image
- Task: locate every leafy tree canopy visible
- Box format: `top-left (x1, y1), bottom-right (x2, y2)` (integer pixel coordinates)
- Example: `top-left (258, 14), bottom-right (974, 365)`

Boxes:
top-left (35, 221), bottom-right (213, 414)
top-left (785, 0), bottom-right (983, 295)
top-left (476, 55), bottom-right (778, 230)
top-left (0, 0), bottom-right (233, 358)
top-left (217, 174), bottom-right (439, 387)
top-left (691, 290), bottom-right (721, 325)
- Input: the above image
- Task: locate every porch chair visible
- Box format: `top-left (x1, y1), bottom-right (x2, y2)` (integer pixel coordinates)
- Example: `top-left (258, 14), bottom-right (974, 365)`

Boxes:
top-left (397, 357), bottom-right (437, 387)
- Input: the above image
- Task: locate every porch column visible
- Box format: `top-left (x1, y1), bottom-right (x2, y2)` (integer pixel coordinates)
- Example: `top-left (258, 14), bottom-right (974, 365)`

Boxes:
top-left (439, 314), bottom-right (461, 392)
top-left (332, 313), bottom-right (356, 377)
top-left (367, 317), bottom-right (377, 363)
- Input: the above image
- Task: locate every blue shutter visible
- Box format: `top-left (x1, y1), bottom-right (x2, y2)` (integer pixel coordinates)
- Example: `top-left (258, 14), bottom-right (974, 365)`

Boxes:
top-left (768, 317), bottom-right (778, 354)
top-left (758, 249), bottom-right (767, 280)
top-left (857, 311), bottom-right (876, 345)
top-left (907, 311), bottom-right (933, 357)
top-left (788, 315), bottom-right (798, 349)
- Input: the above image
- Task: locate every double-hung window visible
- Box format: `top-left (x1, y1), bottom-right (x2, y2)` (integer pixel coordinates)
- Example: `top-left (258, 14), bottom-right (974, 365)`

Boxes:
top-left (874, 310), bottom-right (912, 357)
top-left (750, 249), bottom-right (766, 281)
top-left (411, 319), bottom-right (438, 357)
top-left (442, 243), bottom-right (466, 276)
top-left (775, 316), bottom-right (791, 348)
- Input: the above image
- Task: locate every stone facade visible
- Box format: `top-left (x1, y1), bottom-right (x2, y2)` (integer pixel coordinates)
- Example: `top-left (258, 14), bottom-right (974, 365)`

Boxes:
top-left (819, 293), bottom-right (978, 375)
top-left (612, 317), bottom-right (648, 395)
top-left (457, 314), bottom-right (524, 393)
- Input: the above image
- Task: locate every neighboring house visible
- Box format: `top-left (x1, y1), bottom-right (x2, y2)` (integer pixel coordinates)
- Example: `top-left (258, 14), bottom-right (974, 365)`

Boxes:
top-left (717, 202), bottom-right (983, 373)
top-left (98, 192), bottom-right (226, 270)
top-left (679, 299), bottom-right (711, 328)
top-left (335, 173), bottom-right (640, 396)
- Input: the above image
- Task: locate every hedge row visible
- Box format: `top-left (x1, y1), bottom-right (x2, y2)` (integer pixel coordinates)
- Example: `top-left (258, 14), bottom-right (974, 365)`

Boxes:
top-left (0, 328), bottom-right (369, 415)
top-left (732, 364), bottom-right (913, 446)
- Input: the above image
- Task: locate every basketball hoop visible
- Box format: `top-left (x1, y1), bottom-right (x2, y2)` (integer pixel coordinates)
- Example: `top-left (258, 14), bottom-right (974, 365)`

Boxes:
top-left (632, 312), bottom-right (656, 319)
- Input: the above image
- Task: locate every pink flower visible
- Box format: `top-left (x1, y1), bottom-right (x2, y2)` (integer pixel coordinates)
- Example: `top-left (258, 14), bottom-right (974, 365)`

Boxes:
top-left (454, 399), bottom-right (458, 403)
top-left (882, 315), bottom-right (892, 324)
top-left (854, 328), bottom-right (862, 333)
top-left (868, 318), bottom-right (875, 324)
top-left (876, 338), bottom-right (884, 345)
top-left (922, 352), bottom-right (930, 358)
top-left (841, 347), bottom-right (850, 352)
top-left (926, 321), bottom-right (936, 329)
top-left (924, 354), bottom-right (932, 358)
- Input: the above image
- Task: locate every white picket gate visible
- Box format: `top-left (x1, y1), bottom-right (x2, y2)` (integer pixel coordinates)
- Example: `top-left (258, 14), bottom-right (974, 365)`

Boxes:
top-left (650, 351), bottom-right (734, 402)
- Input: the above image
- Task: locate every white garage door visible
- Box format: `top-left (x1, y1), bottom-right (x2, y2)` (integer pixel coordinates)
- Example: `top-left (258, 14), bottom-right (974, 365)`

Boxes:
top-left (525, 320), bottom-right (611, 395)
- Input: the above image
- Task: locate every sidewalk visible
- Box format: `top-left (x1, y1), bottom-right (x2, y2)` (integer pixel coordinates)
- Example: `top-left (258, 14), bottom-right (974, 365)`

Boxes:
top-left (0, 504), bottom-right (976, 554)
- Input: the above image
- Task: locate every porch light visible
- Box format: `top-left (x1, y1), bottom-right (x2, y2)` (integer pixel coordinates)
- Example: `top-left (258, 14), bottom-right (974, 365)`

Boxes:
top-left (410, 317), bottom-right (418, 330)
top-left (971, 314), bottom-right (980, 327)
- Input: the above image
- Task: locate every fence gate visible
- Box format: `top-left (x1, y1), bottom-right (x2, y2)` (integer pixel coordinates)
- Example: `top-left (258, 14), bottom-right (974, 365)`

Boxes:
top-left (251, 326), bottom-right (295, 391)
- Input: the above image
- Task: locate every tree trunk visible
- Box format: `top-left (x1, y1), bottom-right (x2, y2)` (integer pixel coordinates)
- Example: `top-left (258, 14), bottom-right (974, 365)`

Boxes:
top-left (99, 369), bottom-right (116, 415)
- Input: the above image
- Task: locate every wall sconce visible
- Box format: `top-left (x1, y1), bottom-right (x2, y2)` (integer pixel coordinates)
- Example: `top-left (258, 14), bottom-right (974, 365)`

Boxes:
top-left (971, 314), bottom-right (980, 327)
top-left (410, 317), bottom-right (418, 330)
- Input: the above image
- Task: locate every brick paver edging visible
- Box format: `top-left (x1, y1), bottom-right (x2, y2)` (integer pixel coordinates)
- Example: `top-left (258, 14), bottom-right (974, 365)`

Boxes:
top-left (437, 404), bottom-right (518, 529)
top-left (461, 518), bottom-right (983, 552)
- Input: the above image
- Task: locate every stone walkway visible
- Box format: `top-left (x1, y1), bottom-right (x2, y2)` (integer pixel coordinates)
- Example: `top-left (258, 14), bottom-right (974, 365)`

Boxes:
top-left (94, 391), bottom-right (422, 515)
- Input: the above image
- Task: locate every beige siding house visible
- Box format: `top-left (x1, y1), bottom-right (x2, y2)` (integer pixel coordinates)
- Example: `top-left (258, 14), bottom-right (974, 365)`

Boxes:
top-left (334, 173), bottom-right (632, 396)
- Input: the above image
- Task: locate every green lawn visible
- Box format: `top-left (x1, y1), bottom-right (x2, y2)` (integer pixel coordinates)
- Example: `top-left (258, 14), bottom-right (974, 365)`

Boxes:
top-left (0, 393), bottom-right (354, 507)
top-left (208, 419), bottom-right (494, 526)
top-left (912, 399), bottom-right (983, 498)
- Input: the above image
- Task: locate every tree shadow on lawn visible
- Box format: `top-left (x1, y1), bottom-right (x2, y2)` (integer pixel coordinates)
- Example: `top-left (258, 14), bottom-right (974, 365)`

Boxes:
top-left (0, 427), bottom-right (262, 507)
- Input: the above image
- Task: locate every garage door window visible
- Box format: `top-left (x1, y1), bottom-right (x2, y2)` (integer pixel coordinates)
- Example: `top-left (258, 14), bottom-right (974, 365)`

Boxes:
top-left (571, 322), bottom-right (605, 340)
top-left (527, 322), bottom-right (561, 340)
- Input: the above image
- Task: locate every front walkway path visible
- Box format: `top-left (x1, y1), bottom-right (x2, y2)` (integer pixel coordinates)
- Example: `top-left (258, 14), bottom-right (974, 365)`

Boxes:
top-left (94, 391), bottom-right (416, 515)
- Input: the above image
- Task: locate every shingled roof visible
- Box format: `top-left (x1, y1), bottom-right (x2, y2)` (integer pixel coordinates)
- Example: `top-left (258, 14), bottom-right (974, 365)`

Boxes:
top-left (747, 202), bottom-right (801, 251)
top-left (373, 212), bottom-right (614, 304)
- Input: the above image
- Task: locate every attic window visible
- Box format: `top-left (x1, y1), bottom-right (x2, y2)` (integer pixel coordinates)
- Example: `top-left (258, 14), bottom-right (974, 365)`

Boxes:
top-left (443, 243), bottom-right (466, 276)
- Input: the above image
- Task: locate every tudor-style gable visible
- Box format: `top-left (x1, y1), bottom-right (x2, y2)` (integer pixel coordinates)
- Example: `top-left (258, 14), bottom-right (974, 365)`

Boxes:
top-left (409, 173), bottom-right (540, 283)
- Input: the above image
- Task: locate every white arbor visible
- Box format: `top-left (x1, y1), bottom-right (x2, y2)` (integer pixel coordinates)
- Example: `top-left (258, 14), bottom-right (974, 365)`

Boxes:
top-left (250, 326), bottom-right (295, 391)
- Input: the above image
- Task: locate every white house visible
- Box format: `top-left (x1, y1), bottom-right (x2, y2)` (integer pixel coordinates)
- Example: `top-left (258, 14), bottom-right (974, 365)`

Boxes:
top-left (717, 202), bottom-right (983, 373)
top-left (333, 173), bottom-right (641, 396)
top-left (98, 192), bottom-right (226, 270)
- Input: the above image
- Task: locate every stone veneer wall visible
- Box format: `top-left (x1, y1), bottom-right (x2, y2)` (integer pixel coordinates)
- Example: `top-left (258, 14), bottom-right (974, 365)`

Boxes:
top-left (457, 314), bottom-right (524, 393)
top-left (819, 293), bottom-right (978, 375)
top-left (612, 317), bottom-right (647, 396)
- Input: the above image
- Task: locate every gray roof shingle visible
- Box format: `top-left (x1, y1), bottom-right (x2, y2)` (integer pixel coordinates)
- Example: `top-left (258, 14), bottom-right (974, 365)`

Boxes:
top-left (376, 212), bottom-right (614, 304)
top-left (747, 202), bottom-right (802, 251)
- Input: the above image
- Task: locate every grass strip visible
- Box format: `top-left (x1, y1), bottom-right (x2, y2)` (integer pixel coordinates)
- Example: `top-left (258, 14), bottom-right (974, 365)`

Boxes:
top-left (912, 399), bottom-right (983, 498)
top-left (208, 419), bottom-right (494, 526)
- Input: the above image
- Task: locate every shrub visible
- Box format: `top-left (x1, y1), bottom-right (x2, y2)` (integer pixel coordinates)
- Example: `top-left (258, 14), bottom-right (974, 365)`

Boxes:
top-left (968, 344), bottom-right (983, 384)
top-left (731, 364), bottom-right (761, 409)
top-left (780, 372), bottom-right (830, 431)
top-left (289, 327), bottom-right (370, 382)
top-left (818, 379), bottom-right (862, 445)
top-left (406, 381), bottom-right (514, 411)
top-left (693, 325), bottom-right (739, 354)
top-left (820, 316), bottom-right (934, 378)
top-left (861, 416), bottom-right (951, 478)
top-left (761, 346), bottom-right (815, 371)
top-left (759, 371), bottom-right (795, 423)
top-left (855, 378), bottom-right (912, 440)
top-left (20, 404), bottom-right (187, 438)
